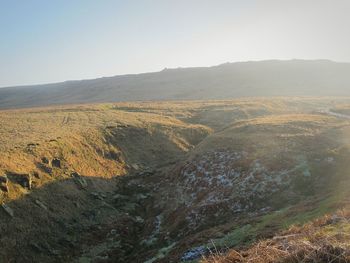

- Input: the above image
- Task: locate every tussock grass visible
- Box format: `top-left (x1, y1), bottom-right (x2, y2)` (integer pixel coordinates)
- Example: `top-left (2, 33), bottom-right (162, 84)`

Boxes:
top-left (202, 209), bottom-right (350, 263)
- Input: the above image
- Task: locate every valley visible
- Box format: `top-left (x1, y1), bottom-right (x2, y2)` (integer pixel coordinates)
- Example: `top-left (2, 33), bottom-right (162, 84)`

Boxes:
top-left (1, 98), bottom-right (350, 262)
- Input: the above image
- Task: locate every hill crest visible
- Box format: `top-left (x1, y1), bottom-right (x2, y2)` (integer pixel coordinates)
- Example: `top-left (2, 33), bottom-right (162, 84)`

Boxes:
top-left (1, 60), bottom-right (350, 110)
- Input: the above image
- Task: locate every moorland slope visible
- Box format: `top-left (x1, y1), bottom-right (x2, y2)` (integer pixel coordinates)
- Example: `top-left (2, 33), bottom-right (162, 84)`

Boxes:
top-left (1, 98), bottom-right (350, 262)
top-left (2, 60), bottom-right (350, 109)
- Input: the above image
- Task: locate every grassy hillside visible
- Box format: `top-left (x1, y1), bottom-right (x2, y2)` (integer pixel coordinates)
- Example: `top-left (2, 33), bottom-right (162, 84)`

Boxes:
top-left (1, 98), bottom-right (350, 262)
top-left (203, 207), bottom-right (350, 262)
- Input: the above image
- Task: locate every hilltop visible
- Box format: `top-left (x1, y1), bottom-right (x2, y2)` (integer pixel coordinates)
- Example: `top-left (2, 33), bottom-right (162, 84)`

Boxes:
top-left (2, 60), bottom-right (350, 109)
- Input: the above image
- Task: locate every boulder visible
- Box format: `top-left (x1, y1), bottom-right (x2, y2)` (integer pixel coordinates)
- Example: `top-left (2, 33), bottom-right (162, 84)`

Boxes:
top-left (1, 203), bottom-right (14, 217)
top-left (71, 172), bottom-right (88, 189)
top-left (31, 171), bottom-right (40, 179)
top-left (134, 216), bottom-right (144, 224)
top-left (131, 164), bottom-right (140, 170)
top-left (181, 246), bottom-right (207, 261)
top-left (51, 158), bottom-right (61, 168)
top-left (41, 157), bottom-right (49, 164)
top-left (35, 200), bottom-right (48, 210)
top-left (7, 173), bottom-right (32, 190)
top-left (0, 175), bottom-right (9, 192)
top-left (90, 192), bottom-right (104, 200)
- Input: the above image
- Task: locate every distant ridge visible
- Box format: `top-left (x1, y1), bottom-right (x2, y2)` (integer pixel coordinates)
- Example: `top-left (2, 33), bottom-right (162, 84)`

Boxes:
top-left (1, 59), bottom-right (350, 109)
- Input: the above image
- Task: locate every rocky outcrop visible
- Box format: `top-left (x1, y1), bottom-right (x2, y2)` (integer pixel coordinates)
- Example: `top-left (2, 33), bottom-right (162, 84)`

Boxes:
top-left (7, 172), bottom-right (32, 190)
top-left (0, 175), bottom-right (9, 193)
top-left (71, 172), bottom-right (88, 189)
top-left (50, 158), bottom-right (61, 168)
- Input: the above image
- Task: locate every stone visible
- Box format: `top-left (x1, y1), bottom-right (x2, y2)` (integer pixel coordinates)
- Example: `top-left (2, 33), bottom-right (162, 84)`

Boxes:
top-left (181, 246), bottom-right (207, 261)
top-left (41, 157), bottom-right (49, 164)
top-left (31, 171), bottom-right (40, 179)
top-left (330, 214), bottom-right (343, 224)
top-left (30, 242), bottom-right (44, 253)
top-left (71, 172), bottom-right (88, 189)
top-left (51, 158), bottom-right (61, 168)
top-left (90, 192), bottom-right (104, 200)
top-left (112, 193), bottom-right (128, 200)
top-left (1, 203), bottom-right (14, 217)
top-left (35, 200), bottom-right (48, 210)
top-left (77, 177), bottom-right (87, 189)
top-left (0, 175), bottom-right (9, 192)
top-left (8, 173), bottom-right (32, 190)
top-left (135, 216), bottom-right (144, 224)
top-left (131, 164), bottom-right (140, 170)
top-left (105, 150), bottom-right (121, 161)
top-left (136, 193), bottom-right (149, 200)
top-left (137, 170), bottom-right (155, 177)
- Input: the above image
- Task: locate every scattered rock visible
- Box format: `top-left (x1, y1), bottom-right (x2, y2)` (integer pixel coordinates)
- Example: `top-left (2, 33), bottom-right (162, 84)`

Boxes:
top-left (0, 175), bottom-right (9, 192)
top-left (90, 192), bottom-right (104, 200)
top-left (137, 170), bottom-right (155, 177)
top-left (41, 157), bottom-right (49, 164)
top-left (36, 162), bottom-right (53, 175)
top-left (273, 234), bottom-right (302, 240)
top-left (31, 171), bottom-right (40, 179)
top-left (1, 203), bottom-right (14, 217)
top-left (51, 158), bottom-right (61, 168)
top-left (30, 242), bottom-right (45, 253)
top-left (325, 157), bottom-right (335, 163)
top-left (30, 242), bottom-right (59, 255)
top-left (181, 246), bottom-right (207, 261)
top-left (329, 214), bottom-right (344, 224)
top-left (134, 216), bottom-right (144, 224)
top-left (131, 164), bottom-right (140, 170)
top-left (260, 207), bottom-right (271, 213)
top-left (71, 172), bottom-right (88, 189)
top-left (136, 193), bottom-right (149, 201)
top-left (113, 194), bottom-right (128, 201)
top-left (7, 173), bottom-right (32, 190)
top-left (26, 143), bottom-right (39, 153)
top-left (35, 200), bottom-right (48, 210)
top-left (105, 150), bottom-right (121, 161)
top-left (76, 177), bottom-right (88, 189)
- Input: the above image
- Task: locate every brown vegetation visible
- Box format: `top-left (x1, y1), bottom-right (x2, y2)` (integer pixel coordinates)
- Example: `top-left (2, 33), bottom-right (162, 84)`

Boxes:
top-left (1, 98), bottom-right (350, 262)
top-left (203, 209), bottom-right (350, 263)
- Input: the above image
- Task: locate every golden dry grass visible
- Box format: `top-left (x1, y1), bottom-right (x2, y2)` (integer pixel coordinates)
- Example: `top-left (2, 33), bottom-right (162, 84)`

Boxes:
top-left (202, 209), bottom-right (350, 263)
top-left (2, 98), bottom-right (350, 262)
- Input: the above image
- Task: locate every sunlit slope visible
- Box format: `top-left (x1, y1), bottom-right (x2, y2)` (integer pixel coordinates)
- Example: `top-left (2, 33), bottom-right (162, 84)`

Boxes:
top-left (0, 102), bottom-right (212, 262)
top-left (1, 98), bottom-right (350, 262)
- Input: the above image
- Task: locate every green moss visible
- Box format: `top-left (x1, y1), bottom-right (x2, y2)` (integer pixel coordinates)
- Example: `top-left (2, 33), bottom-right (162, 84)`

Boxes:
top-left (213, 224), bottom-right (253, 248)
top-left (282, 191), bottom-right (347, 227)
top-left (211, 196), bottom-right (343, 251)
top-left (211, 208), bottom-right (290, 249)
top-left (254, 207), bottom-right (289, 229)
top-left (144, 242), bottom-right (176, 263)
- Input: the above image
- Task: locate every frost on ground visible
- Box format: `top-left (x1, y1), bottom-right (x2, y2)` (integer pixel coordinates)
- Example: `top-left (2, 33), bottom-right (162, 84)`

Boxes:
top-left (174, 149), bottom-right (319, 229)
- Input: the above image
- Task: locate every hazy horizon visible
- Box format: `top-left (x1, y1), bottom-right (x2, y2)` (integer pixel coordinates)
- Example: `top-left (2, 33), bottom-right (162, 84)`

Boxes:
top-left (0, 58), bottom-right (344, 89)
top-left (1, 0), bottom-right (350, 87)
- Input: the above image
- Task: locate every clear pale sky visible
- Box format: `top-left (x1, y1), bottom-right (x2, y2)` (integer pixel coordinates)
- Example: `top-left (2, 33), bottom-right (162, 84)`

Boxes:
top-left (1, 0), bottom-right (349, 87)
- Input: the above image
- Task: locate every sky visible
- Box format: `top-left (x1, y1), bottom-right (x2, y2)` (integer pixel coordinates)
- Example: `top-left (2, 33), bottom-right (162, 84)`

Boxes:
top-left (1, 0), bottom-right (350, 87)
